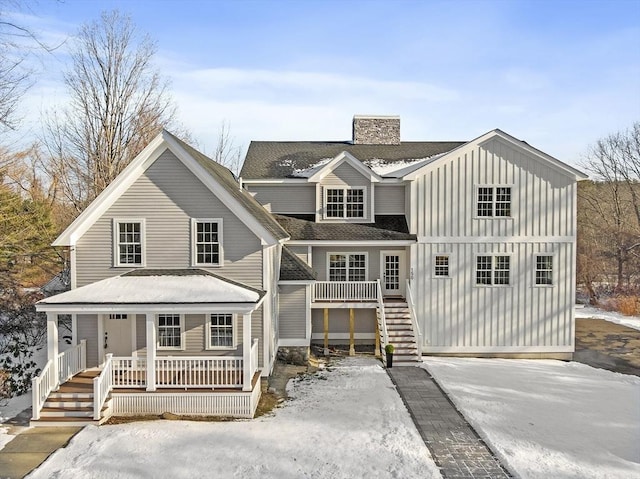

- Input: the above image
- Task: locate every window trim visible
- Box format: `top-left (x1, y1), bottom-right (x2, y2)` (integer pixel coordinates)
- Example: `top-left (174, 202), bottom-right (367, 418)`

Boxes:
top-left (206, 313), bottom-right (236, 350)
top-left (432, 253), bottom-right (451, 279)
top-left (534, 253), bottom-right (555, 287)
top-left (474, 253), bottom-right (513, 287)
top-left (156, 313), bottom-right (185, 351)
top-left (191, 218), bottom-right (224, 267)
top-left (322, 187), bottom-right (367, 220)
top-left (474, 185), bottom-right (513, 219)
top-left (113, 218), bottom-right (146, 267)
top-left (326, 252), bottom-right (369, 282)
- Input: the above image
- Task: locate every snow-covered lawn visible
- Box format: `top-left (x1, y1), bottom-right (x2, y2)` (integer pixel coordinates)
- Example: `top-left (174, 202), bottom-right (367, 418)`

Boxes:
top-left (576, 305), bottom-right (640, 331)
top-left (424, 358), bottom-right (640, 479)
top-left (28, 357), bottom-right (441, 479)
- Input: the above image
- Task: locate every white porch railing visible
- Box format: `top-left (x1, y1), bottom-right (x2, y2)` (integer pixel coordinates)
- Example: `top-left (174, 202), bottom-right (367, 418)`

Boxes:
top-left (112, 357), bottom-right (147, 388)
top-left (31, 339), bottom-right (87, 421)
top-left (313, 281), bottom-right (378, 302)
top-left (154, 357), bottom-right (243, 388)
top-left (376, 279), bottom-right (389, 361)
top-left (406, 279), bottom-right (423, 357)
top-left (93, 353), bottom-right (113, 420)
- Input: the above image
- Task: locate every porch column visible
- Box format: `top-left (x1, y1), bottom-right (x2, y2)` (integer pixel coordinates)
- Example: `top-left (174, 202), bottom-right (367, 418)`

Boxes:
top-left (242, 313), bottom-right (252, 392)
top-left (145, 313), bottom-right (156, 392)
top-left (349, 308), bottom-right (355, 356)
top-left (323, 308), bottom-right (329, 356)
top-left (47, 313), bottom-right (59, 389)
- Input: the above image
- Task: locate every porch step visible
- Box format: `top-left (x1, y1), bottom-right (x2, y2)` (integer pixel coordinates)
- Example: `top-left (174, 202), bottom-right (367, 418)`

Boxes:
top-left (30, 417), bottom-right (102, 427)
top-left (378, 300), bottom-right (421, 364)
top-left (44, 399), bottom-right (94, 408)
top-left (39, 406), bottom-right (95, 418)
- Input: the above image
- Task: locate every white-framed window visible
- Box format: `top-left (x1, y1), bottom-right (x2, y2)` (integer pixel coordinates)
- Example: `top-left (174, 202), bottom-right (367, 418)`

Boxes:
top-left (113, 219), bottom-right (145, 267)
top-left (157, 314), bottom-right (184, 350)
top-left (328, 253), bottom-right (367, 281)
top-left (476, 255), bottom-right (511, 286)
top-left (476, 186), bottom-right (512, 217)
top-left (208, 313), bottom-right (235, 349)
top-left (434, 254), bottom-right (450, 278)
top-left (324, 187), bottom-right (365, 219)
top-left (535, 255), bottom-right (554, 286)
top-left (191, 218), bottom-right (223, 266)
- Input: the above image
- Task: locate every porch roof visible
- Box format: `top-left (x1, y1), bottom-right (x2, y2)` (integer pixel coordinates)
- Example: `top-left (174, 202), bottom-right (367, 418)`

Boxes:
top-left (36, 269), bottom-right (265, 313)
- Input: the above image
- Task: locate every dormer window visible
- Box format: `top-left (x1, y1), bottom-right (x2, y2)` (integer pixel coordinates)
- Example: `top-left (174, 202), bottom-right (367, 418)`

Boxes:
top-left (325, 188), bottom-right (365, 219)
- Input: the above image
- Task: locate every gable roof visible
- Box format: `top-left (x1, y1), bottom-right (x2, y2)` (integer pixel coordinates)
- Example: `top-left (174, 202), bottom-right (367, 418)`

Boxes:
top-left (53, 130), bottom-right (289, 246)
top-left (279, 246), bottom-right (316, 281)
top-left (275, 214), bottom-right (416, 241)
top-left (241, 141), bottom-right (465, 179)
top-left (305, 151), bottom-right (382, 183)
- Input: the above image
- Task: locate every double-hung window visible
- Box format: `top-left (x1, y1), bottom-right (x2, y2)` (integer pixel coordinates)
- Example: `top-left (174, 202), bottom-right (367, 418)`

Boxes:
top-left (476, 255), bottom-right (510, 286)
top-left (192, 219), bottom-right (223, 266)
top-left (434, 255), bottom-right (450, 278)
top-left (476, 187), bottom-right (511, 217)
top-left (114, 219), bottom-right (145, 266)
top-left (328, 253), bottom-right (367, 281)
top-left (158, 314), bottom-right (183, 349)
top-left (209, 313), bottom-right (234, 349)
top-left (325, 188), bottom-right (365, 219)
top-left (535, 255), bottom-right (553, 285)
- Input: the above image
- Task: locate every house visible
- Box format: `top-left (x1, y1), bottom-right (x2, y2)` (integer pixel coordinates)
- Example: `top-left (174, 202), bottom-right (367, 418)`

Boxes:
top-left (32, 115), bottom-right (587, 425)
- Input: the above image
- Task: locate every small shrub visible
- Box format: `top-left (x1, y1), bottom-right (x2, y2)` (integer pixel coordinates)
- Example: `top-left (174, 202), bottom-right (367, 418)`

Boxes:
top-left (616, 296), bottom-right (640, 316)
top-left (0, 339), bottom-right (41, 397)
top-left (385, 344), bottom-right (394, 354)
top-left (0, 370), bottom-right (11, 406)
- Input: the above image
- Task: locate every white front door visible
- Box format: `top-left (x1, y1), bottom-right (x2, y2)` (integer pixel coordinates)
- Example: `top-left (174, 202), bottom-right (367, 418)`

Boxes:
top-left (381, 251), bottom-right (406, 297)
top-left (104, 314), bottom-right (134, 357)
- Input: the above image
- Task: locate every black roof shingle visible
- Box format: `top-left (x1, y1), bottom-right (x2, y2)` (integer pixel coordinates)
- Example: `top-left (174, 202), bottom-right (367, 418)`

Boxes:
top-left (279, 247), bottom-right (316, 281)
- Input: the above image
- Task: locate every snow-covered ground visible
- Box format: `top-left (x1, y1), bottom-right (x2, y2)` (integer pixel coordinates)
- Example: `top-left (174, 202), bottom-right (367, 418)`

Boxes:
top-left (576, 305), bottom-right (640, 331)
top-left (28, 357), bottom-right (441, 479)
top-left (424, 358), bottom-right (640, 479)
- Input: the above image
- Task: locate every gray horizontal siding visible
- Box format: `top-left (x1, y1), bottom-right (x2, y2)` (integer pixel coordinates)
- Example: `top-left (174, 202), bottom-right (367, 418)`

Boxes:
top-left (76, 148), bottom-right (263, 289)
top-left (248, 185), bottom-right (315, 214)
top-left (311, 246), bottom-right (385, 281)
top-left (322, 163), bottom-right (370, 187)
top-left (375, 185), bottom-right (405, 214)
top-left (77, 314), bottom-right (99, 367)
top-left (278, 285), bottom-right (307, 339)
top-left (288, 245), bottom-right (309, 265)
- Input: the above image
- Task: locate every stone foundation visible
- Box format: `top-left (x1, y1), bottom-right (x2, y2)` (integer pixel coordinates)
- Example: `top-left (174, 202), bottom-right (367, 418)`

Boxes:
top-left (277, 346), bottom-right (310, 366)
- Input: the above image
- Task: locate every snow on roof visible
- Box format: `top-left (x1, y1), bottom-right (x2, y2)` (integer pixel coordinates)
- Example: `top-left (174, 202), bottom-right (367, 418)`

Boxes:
top-left (289, 158), bottom-right (333, 178)
top-left (38, 271), bottom-right (263, 305)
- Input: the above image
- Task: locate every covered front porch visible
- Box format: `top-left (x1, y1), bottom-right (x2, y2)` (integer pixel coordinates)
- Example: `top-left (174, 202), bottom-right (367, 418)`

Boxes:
top-left (32, 270), bottom-right (266, 423)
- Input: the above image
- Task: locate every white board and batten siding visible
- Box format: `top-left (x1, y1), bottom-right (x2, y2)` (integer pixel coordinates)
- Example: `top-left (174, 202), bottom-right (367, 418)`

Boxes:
top-left (410, 137), bottom-right (577, 353)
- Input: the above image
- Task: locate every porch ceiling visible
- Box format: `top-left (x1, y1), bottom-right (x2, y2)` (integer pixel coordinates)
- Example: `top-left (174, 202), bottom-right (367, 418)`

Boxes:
top-left (36, 269), bottom-right (265, 313)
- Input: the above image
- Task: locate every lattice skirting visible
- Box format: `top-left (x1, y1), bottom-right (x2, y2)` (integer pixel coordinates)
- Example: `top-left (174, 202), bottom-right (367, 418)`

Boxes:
top-left (111, 387), bottom-right (261, 419)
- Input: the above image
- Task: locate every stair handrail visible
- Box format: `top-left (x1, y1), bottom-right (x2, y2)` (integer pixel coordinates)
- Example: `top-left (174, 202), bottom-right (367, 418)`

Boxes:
top-left (376, 279), bottom-right (389, 357)
top-left (93, 353), bottom-right (113, 420)
top-left (31, 359), bottom-right (55, 421)
top-left (406, 279), bottom-right (423, 358)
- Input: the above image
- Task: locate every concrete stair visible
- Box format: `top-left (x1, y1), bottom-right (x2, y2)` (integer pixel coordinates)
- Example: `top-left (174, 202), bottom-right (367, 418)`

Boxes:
top-left (31, 370), bottom-right (111, 427)
top-left (378, 300), bottom-right (421, 365)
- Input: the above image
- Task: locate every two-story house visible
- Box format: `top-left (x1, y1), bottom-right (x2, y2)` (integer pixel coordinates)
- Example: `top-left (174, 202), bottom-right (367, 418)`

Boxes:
top-left (32, 115), bottom-right (587, 425)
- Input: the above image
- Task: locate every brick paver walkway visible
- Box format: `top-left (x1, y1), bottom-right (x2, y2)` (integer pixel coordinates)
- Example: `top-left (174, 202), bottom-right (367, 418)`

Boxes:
top-left (388, 366), bottom-right (511, 479)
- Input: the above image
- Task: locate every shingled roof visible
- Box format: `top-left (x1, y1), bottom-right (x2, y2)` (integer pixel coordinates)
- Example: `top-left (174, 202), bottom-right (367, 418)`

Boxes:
top-left (275, 214), bottom-right (416, 241)
top-left (241, 141), bottom-right (465, 179)
top-left (279, 246), bottom-right (316, 281)
top-left (165, 131), bottom-right (290, 242)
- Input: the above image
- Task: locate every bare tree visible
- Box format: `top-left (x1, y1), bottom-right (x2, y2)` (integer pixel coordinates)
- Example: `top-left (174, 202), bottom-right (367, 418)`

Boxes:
top-left (42, 10), bottom-right (184, 211)
top-left (213, 120), bottom-right (243, 177)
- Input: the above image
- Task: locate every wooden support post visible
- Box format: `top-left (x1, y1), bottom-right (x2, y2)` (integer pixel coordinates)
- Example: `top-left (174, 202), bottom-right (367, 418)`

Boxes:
top-left (323, 308), bottom-right (329, 356)
top-left (374, 318), bottom-right (381, 358)
top-left (349, 308), bottom-right (355, 356)
top-left (145, 313), bottom-right (156, 392)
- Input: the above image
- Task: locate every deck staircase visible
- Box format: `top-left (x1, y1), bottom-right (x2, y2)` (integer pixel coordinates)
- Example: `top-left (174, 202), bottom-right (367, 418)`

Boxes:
top-left (30, 370), bottom-right (111, 427)
top-left (379, 300), bottom-right (421, 365)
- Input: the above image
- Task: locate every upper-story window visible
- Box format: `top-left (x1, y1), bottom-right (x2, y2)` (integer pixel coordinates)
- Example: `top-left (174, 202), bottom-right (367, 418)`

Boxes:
top-left (476, 255), bottom-right (510, 286)
top-left (328, 253), bottom-right (367, 281)
top-left (325, 188), bottom-right (365, 219)
top-left (434, 255), bottom-right (450, 278)
top-left (192, 219), bottom-right (223, 266)
top-left (477, 186), bottom-right (511, 217)
top-left (114, 219), bottom-right (145, 267)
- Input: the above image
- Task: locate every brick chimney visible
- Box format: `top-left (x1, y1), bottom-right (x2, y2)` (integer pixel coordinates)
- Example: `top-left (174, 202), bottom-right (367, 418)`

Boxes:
top-left (352, 115), bottom-right (401, 145)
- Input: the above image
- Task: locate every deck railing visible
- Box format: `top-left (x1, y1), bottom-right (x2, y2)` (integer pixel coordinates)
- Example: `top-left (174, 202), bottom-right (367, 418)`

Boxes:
top-left (313, 281), bottom-right (378, 302)
top-left (93, 354), bottom-right (113, 420)
top-left (32, 339), bottom-right (87, 420)
top-left (112, 357), bottom-right (147, 388)
top-left (406, 279), bottom-right (423, 358)
top-left (375, 279), bottom-right (389, 362)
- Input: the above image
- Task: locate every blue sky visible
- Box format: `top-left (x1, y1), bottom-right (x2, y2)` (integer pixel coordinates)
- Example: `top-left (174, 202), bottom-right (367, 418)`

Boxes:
top-left (8, 0), bottom-right (640, 166)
